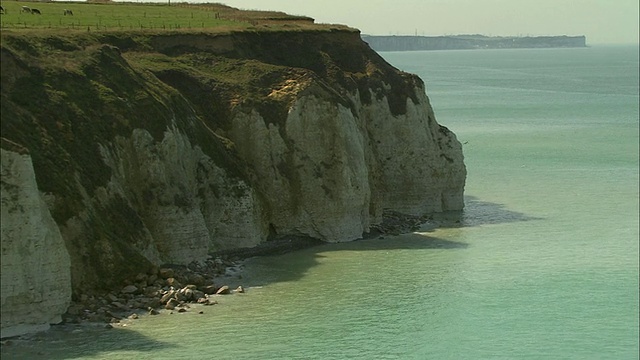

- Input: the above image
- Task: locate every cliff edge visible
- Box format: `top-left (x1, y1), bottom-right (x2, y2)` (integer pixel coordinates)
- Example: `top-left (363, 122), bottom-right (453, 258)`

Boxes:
top-left (0, 26), bottom-right (465, 337)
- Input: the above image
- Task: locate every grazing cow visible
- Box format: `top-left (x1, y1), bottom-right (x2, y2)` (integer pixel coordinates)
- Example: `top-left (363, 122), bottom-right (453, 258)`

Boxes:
top-left (21, 6), bottom-right (31, 13)
top-left (31, 8), bottom-right (41, 15)
top-left (63, 9), bottom-right (73, 16)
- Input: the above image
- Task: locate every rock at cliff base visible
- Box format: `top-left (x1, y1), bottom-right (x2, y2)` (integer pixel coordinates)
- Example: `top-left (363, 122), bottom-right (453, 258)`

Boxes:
top-left (166, 278), bottom-right (182, 289)
top-left (158, 268), bottom-right (175, 279)
top-left (215, 285), bottom-right (230, 295)
top-left (160, 290), bottom-right (175, 304)
top-left (121, 285), bottom-right (139, 294)
top-left (201, 285), bottom-right (217, 295)
top-left (165, 298), bottom-right (179, 310)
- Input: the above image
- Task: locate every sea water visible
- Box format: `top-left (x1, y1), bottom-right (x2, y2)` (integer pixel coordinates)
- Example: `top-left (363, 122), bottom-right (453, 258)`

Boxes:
top-left (2, 45), bottom-right (638, 359)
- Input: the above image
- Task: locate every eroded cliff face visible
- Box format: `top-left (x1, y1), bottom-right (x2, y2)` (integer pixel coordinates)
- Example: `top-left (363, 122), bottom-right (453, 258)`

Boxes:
top-left (1, 145), bottom-right (72, 338)
top-left (97, 125), bottom-right (266, 261)
top-left (0, 27), bottom-right (465, 337)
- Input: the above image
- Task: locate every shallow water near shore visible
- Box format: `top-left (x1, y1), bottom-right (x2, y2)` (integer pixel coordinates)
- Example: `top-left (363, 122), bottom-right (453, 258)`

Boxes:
top-left (2, 45), bottom-right (638, 359)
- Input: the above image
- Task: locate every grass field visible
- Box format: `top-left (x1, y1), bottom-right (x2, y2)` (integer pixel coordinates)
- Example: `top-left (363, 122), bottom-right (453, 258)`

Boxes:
top-left (0, 1), bottom-right (252, 31)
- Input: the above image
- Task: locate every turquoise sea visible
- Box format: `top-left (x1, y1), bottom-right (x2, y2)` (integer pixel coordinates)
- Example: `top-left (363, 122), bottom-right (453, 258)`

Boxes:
top-left (3, 45), bottom-right (639, 359)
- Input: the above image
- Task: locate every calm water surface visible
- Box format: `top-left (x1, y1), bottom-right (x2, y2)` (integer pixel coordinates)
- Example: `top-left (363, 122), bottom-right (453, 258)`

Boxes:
top-left (3, 45), bottom-right (638, 359)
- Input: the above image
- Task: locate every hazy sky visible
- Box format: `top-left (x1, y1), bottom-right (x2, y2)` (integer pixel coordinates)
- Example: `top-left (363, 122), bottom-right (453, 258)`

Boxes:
top-left (219, 0), bottom-right (639, 44)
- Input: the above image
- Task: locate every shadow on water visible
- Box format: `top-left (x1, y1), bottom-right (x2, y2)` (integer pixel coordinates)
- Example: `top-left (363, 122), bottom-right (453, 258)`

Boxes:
top-left (233, 232), bottom-right (468, 289)
top-left (331, 232), bottom-right (469, 251)
top-left (220, 195), bottom-right (541, 261)
top-left (423, 195), bottom-right (544, 230)
top-left (0, 325), bottom-right (172, 360)
top-left (231, 195), bottom-right (542, 288)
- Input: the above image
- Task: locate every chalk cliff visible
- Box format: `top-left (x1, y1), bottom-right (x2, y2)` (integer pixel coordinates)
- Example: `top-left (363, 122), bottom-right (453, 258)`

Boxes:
top-left (1, 142), bottom-right (72, 338)
top-left (0, 26), bottom-right (465, 337)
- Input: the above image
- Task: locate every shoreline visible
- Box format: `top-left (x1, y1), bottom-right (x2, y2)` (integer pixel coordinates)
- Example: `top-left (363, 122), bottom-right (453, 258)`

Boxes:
top-left (0, 210), bottom-right (462, 345)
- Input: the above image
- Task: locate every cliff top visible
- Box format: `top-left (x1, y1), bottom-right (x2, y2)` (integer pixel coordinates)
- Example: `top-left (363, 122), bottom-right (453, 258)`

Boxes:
top-left (0, 1), bottom-right (356, 34)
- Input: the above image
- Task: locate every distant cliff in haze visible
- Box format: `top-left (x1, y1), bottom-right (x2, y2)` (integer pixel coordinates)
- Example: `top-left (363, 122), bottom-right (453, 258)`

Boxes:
top-left (362, 35), bottom-right (587, 51)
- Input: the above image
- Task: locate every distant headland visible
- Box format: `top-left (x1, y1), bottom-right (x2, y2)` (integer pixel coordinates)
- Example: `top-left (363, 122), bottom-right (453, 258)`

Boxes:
top-left (361, 34), bottom-right (587, 51)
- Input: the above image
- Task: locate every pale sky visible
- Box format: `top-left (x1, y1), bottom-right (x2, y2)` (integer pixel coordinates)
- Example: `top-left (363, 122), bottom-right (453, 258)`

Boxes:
top-left (218, 0), bottom-right (639, 44)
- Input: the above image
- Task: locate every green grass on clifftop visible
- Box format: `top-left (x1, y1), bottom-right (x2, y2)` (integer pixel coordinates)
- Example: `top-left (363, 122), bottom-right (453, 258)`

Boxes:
top-left (0, 1), bottom-right (324, 32)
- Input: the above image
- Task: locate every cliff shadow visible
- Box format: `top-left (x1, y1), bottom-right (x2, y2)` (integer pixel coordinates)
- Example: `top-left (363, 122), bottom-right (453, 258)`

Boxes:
top-left (219, 195), bottom-right (542, 288)
top-left (418, 195), bottom-right (544, 231)
top-left (0, 325), bottom-right (173, 360)
top-left (219, 232), bottom-right (468, 289)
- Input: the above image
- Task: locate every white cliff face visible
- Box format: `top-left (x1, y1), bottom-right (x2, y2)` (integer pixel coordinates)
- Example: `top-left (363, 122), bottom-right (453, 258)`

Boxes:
top-left (363, 89), bottom-right (466, 215)
top-left (228, 82), bottom-right (465, 242)
top-left (1, 149), bottom-right (72, 339)
top-left (99, 125), bottom-right (266, 264)
top-left (230, 94), bottom-right (372, 242)
top-left (285, 95), bottom-right (372, 241)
